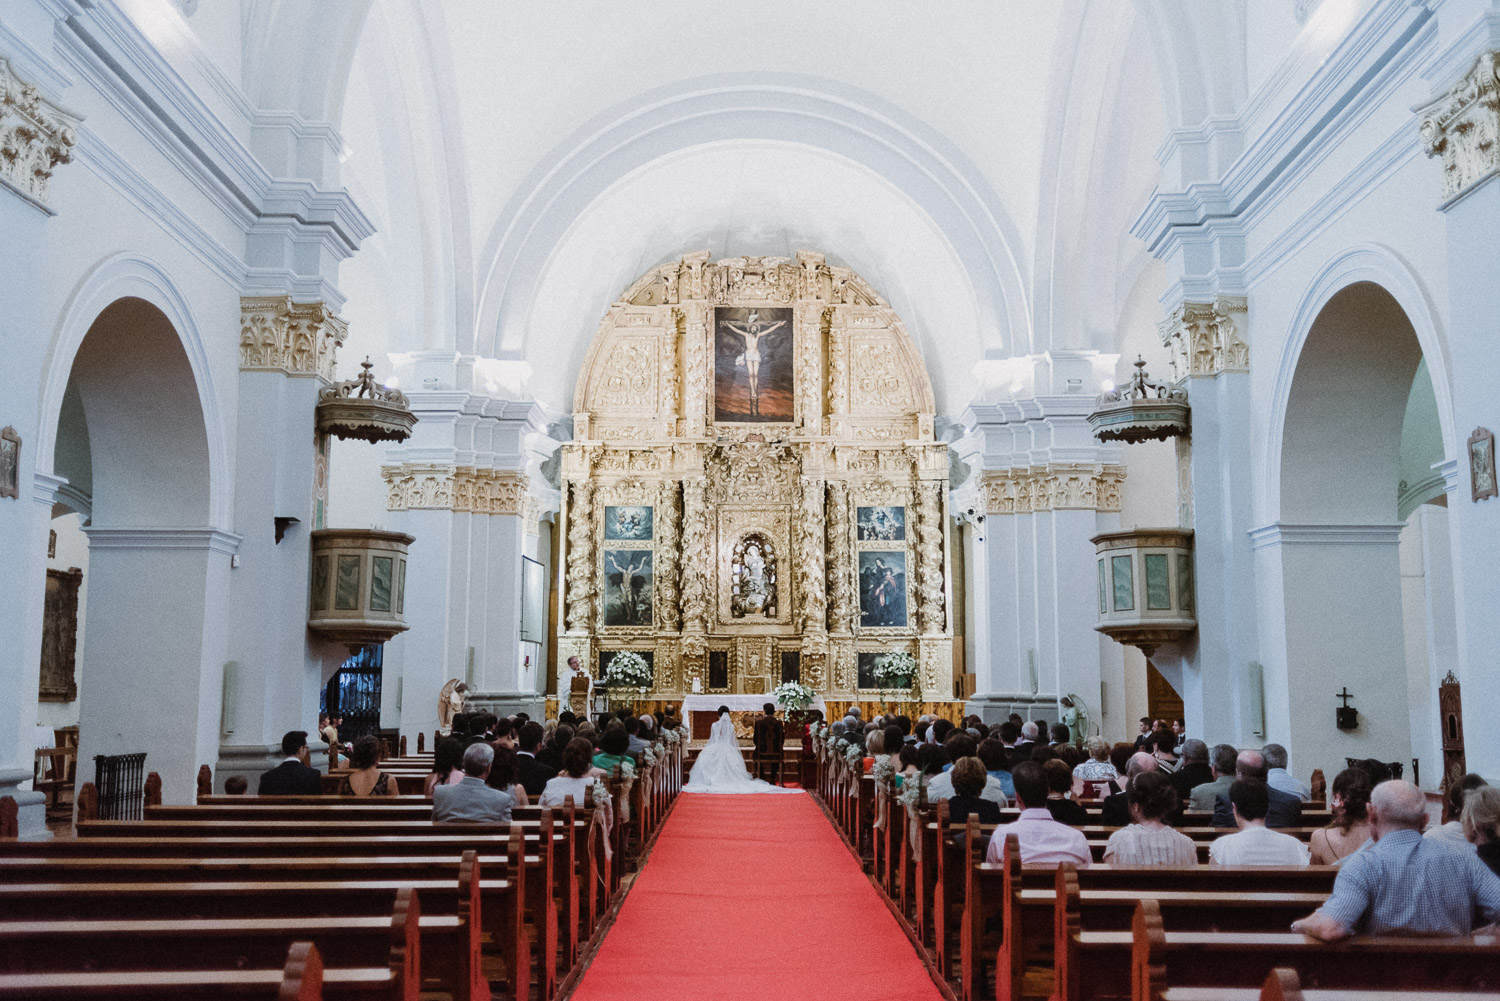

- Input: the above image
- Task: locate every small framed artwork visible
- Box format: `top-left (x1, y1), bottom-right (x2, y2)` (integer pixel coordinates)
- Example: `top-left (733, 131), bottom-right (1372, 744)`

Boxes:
top-left (1470, 427), bottom-right (1497, 502)
top-left (0, 426), bottom-right (20, 500)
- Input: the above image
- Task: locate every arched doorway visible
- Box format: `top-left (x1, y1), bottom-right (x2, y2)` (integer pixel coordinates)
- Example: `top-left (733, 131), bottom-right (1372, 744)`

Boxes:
top-left (1264, 280), bottom-right (1453, 784)
top-left (41, 296), bottom-right (229, 806)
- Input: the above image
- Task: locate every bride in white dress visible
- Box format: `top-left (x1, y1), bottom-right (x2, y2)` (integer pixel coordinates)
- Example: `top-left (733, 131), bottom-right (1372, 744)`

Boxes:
top-left (682, 709), bottom-right (803, 794)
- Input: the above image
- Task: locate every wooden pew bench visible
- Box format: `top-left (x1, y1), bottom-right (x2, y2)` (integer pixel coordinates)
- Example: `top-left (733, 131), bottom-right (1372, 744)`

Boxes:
top-left (0, 941), bottom-right (386, 1001)
top-left (0, 892), bottom-right (420, 1001)
top-left (0, 852), bottom-right (507, 1001)
top-left (1163, 967), bottom-right (1500, 1001)
top-left (1132, 900), bottom-right (1500, 1001)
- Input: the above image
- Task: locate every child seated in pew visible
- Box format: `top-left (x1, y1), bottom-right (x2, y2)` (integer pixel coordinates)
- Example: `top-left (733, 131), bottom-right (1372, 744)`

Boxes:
top-left (224, 776), bottom-right (248, 795)
top-left (1103, 771), bottom-right (1198, 865)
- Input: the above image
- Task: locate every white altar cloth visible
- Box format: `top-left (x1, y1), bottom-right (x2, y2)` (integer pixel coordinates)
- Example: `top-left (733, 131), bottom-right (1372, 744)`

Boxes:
top-left (679, 694), bottom-right (827, 714)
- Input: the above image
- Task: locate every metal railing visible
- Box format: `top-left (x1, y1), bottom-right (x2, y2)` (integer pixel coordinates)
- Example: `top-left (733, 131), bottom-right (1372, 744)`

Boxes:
top-left (93, 752), bottom-right (146, 820)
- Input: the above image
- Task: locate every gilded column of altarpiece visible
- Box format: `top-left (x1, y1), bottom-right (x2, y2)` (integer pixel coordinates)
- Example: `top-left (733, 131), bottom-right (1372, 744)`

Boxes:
top-left (556, 251), bottom-right (953, 701)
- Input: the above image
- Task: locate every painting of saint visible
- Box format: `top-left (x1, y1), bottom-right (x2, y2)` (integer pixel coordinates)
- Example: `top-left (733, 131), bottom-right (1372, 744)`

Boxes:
top-left (858, 551), bottom-right (907, 627)
top-left (603, 550), bottom-right (654, 626)
top-left (604, 505), bottom-right (653, 541)
top-left (856, 506), bottom-right (905, 541)
top-left (714, 306), bottom-right (794, 422)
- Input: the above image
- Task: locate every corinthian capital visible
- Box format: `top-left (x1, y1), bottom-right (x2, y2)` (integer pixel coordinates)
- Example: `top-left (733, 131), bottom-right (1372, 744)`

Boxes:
top-left (1158, 295), bottom-right (1248, 383)
top-left (0, 58), bottom-right (79, 210)
top-left (240, 296), bottom-right (346, 381)
top-left (1419, 50), bottom-right (1500, 204)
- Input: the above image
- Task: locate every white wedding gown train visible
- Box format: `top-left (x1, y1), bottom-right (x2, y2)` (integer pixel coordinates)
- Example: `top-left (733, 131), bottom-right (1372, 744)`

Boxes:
top-left (682, 713), bottom-right (803, 794)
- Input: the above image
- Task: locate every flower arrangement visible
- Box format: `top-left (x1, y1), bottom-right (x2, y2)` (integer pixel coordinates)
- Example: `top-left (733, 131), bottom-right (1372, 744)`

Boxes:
top-left (844, 742), bottom-right (864, 766)
top-left (872, 754), bottom-right (896, 786)
top-left (872, 651), bottom-right (919, 689)
top-left (661, 728), bottom-right (680, 745)
top-left (640, 746), bottom-right (658, 767)
top-left (898, 774), bottom-right (927, 808)
top-left (771, 680), bottom-right (816, 711)
top-left (605, 651), bottom-right (652, 689)
top-left (617, 757), bottom-right (636, 778)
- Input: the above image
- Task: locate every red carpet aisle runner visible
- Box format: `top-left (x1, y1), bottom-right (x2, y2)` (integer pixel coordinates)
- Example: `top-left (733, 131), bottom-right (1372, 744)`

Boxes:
top-left (571, 794), bottom-right (944, 1001)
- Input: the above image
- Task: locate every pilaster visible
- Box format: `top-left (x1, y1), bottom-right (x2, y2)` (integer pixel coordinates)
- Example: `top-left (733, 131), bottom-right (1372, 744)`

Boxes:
top-left (1420, 47), bottom-right (1500, 778)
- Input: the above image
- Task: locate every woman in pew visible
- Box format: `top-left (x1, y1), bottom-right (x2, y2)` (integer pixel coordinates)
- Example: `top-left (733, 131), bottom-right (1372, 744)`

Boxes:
top-left (592, 723), bottom-right (632, 772)
top-left (1464, 786), bottom-right (1500, 876)
top-left (424, 737), bottom-right (465, 798)
top-left (486, 743), bottom-right (530, 807)
top-left (338, 735), bottom-right (400, 796)
top-left (1103, 771), bottom-right (1198, 865)
top-left (541, 737), bottom-right (613, 831)
top-left (946, 756), bottom-right (1002, 825)
top-left (1072, 736), bottom-right (1121, 799)
top-left (1309, 767), bottom-right (1373, 865)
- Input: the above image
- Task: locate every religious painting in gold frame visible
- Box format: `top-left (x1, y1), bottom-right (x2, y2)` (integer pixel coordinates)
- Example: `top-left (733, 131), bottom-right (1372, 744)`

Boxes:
top-left (713, 307), bottom-right (793, 422)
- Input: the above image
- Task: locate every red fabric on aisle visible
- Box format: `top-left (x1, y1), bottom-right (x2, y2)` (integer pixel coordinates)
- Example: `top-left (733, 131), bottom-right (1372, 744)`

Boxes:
top-left (571, 794), bottom-right (943, 1001)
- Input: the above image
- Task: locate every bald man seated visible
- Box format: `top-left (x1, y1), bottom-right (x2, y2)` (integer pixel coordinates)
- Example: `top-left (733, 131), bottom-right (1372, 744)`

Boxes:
top-left (1291, 780), bottom-right (1500, 941)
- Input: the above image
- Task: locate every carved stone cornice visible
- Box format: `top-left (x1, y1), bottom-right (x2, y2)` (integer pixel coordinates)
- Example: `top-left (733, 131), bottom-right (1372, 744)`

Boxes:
top-left (382, 464), bottom-right (528, 515)
top-left (0, 58), bottom-right (78, 211)
top-left (1419, 50), bottom-right (1500, 204)
top-left (980, 463), bottom-right (1126, 515)
top-left (239, 296), bottom-right (345, 381)
top-left (1158, 296), bottom-right (1248, 383)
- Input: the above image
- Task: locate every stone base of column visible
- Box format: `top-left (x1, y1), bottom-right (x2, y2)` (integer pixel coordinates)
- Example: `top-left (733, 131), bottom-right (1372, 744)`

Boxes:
top-left (963, 693), bottom-right (1060, 725)
top-left (0, 769), bottom-right (52, 840)
top-left (466, 691), bottom-right (547, 720)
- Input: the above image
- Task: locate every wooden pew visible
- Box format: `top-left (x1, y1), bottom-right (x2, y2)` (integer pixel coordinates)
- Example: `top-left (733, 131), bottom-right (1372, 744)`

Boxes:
top-left (0, 847), bottom-right (514, 1001)
top-left (0, 891), bottom-right (420, 1000)
top-left (1162, 965), bottom-right (1500, 1001)
top-left (1132, 899), bottom-right (1500, 1001)
top-left (0, 941), bottom-right (402, 1001)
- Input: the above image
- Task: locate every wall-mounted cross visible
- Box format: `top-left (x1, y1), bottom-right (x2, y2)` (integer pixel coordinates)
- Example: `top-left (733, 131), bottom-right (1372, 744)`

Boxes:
top-left (1336, 688), bottom-right (1354, 708)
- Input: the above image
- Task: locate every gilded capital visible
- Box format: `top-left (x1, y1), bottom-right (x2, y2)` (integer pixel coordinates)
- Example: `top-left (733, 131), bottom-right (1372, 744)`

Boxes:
top-left (0, 58), bottom-right (78, 210)
top-left (382, 464), bottom-right (528, 515)
top-left (980, 463), bottom-right (1127, 515)
top-left (1419, 50), bottom-right (1500, 204)
top-left (1158, 295), bottom-right (1247, 383)
top-left (240, 296), bottom-right (346, 381)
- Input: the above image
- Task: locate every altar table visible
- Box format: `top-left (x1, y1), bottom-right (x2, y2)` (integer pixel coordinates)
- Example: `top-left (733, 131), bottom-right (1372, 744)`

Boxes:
top-left (679, 694), bottom-right (827, 740)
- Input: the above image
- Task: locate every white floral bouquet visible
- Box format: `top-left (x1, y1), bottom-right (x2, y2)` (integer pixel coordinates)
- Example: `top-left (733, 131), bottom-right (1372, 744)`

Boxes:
top-left (661, 728), bottom-right (680, 745)
top-left (872, 754), bottom-right (896, 785)
top-left (844, 742), bottom-right (864, 766)
top-left (618, 757), bottom-right (637, 778)
top-left (898, 774), bottom-right (927, 808)
top-left (640, 746), bottom-right (658, 767)
top-left (872, 651), bottom-right (919, 688)
top-left (605, 651), bottom-right (652, 689)
top-left (770, 680), bottom-right (816, 711)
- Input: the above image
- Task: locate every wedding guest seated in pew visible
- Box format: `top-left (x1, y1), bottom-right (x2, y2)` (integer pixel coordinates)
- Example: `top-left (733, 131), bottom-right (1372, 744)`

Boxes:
top-left (895, 743), bottom-right (920, 788)
top-left (516, 721), bottom-right (558, 798)
top-left (258, 731), bottom-right (323, 795)
top-left (1149, 724), bottom-right (1181, 773)
top-left (541, 737), bottom-right (612, 829)
top-left (1043, 759), bottom-right (1090, 826)
top-left (592, 723), bottom-right (633, 772)
top-left (224, 776), bottom-right (248, 795)
top-left (1209, 780), bottom-right (1310, 866)
top-left (1464, 787), bottom-right (1500, 876)
top-left (862, 730), bottom-right (885, 774)
top-left (624, 717), bottom-right (650, 757)
top-left (1429, 773), bottom-right (1489, 851)
top-left (1072, 737), bottom-right (1120, 797)
top-left (986, 761), bottom-right (1090, 867)
top-left (926, 733), bottom-right (1010, 806)
top-left (424, 738), bottom-right (465, 798)
top-left (1292, 779), bottom-right (1500, 940)
top-left (1170, 739), bottom-right (1213, 800)
top-left (1210, 750), bottom-right (1303, 828)
top-left (1310, 767), bottom-right (1373, 865)
top-left (1101, 752), bottom-right (1160, 827)
top-left (1264, 742), bottom-right (1312, 801)
top-left (338, 736), bottom-right (400, 797)
top-left (433, 742), bottom-right (514, 823)
top-left (486, 744), bottom-right (530, 807)
top-left (979, 738), bottom-right (1014, 801)
top-left (490, 717), bottom-right (518, 750)
top-left (1188, 743), bottom-right (1237, 811)
top-left (537, 725), bottom-right (573, 772)
top-left (1104, 770), bottom-right (1198, 865)
top-left (947, 757), bottom-right (1002, 825)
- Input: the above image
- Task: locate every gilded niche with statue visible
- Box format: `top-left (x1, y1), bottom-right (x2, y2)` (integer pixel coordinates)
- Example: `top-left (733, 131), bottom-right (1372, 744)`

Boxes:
top-left (557, 250), bottom-right (954, 702)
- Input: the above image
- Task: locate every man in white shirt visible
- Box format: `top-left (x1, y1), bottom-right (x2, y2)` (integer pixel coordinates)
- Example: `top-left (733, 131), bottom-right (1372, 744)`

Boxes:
top-left (1209, 779), bottom-right (1310, 866)
top-left (1262, 743), bottom-right (1311, 802)
top-left (985, 762), bottom-right (1090, 866)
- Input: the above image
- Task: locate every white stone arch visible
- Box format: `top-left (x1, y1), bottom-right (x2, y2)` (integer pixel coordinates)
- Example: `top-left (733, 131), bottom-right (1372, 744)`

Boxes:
top-left (36, 253), bottom-right (232, 529)
top-left (474, 73), bottom-right (1034, 365)
top-left (1262, 244), bottom-right (1454, 525)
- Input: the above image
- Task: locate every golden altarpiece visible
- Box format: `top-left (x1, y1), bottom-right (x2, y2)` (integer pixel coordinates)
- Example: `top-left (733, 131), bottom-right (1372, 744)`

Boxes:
top-left (556, 251), bottom-right (955, 711)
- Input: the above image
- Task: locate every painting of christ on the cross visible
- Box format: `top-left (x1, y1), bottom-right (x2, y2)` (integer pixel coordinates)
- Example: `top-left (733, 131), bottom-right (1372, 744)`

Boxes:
top-left (713, 306), bottom-right (794, 422)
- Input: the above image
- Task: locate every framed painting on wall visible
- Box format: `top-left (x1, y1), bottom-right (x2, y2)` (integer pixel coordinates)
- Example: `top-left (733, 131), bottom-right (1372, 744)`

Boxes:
top-left (604, 505), bottom-right (653, 540)
top-left (1470, 427), bottom-right (1497, 502)
top-left (856, 506), bottom-right (905, 541)
top-left (713, 306), bottom-right (794, 422)
top-left (603, 550), bottom-right (653, 626)
top-left (858, 551), bottom-right (907, 627)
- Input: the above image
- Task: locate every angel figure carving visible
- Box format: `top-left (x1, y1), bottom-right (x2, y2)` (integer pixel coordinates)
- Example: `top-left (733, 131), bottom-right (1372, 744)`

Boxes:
top-left (438, 679), bottom-right (468, 733)
top-left (721, 310), bottom-right (788, 417)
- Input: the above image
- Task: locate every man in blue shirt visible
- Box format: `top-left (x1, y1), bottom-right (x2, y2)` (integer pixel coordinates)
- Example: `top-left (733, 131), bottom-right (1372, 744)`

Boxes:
top-left (1292, 780), bottom-right (1500, 940)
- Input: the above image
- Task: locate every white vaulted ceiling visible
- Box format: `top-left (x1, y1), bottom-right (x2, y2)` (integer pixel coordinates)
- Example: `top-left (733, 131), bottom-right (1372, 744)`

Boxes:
top-left (232, 0), bottom-right (1196, 416)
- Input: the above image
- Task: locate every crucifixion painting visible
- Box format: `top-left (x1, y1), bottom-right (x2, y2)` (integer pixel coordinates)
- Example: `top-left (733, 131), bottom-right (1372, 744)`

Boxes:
top-left (714, 306), bottom-right (794, 422)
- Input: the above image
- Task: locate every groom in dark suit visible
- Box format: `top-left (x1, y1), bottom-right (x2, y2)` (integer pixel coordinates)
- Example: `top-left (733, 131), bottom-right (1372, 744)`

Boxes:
top-left (752, 703), bottom-right (785, 785)
top-left (257, 730), bottom-right (323, 795)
